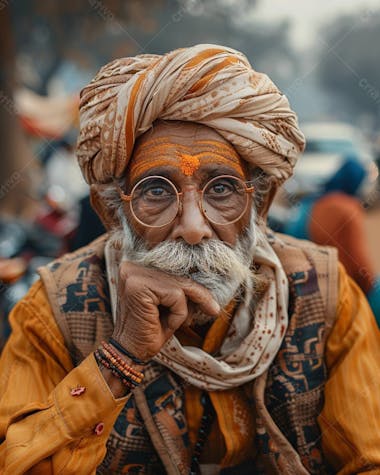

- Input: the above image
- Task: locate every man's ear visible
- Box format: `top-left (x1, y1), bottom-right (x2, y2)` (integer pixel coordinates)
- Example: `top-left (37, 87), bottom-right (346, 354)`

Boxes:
top-left (257, 176), bottom-right (279, 219)
top-left (247, 166), bottom-right (278, 219)
top-left (90, 184), bottom-right (120, 230)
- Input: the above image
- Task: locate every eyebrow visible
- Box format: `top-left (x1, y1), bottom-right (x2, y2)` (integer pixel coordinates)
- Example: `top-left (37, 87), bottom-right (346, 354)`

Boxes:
top-left (131, 166), bottom-right (178, 184)
top-left (132, 164), bottom-right (245, 184)
top-left (202, 165), bottom-right (244, 179)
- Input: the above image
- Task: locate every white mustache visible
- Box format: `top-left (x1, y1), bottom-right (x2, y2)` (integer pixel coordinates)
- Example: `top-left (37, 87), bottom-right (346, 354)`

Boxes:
top-left (125, 239), bottom-right (253, 312)
top-left (119, 209), bottom-right (262, 312)
top-left (128, 239), bottom-right (246, 277)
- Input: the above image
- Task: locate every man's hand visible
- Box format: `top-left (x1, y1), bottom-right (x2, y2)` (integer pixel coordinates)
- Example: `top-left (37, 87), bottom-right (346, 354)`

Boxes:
top-left (111, 261), bottom-right (221, 362)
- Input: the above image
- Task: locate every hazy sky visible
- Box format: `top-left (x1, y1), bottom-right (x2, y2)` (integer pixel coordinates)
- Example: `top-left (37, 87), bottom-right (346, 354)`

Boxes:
top-left (252, 0), bottom-right (380, 50)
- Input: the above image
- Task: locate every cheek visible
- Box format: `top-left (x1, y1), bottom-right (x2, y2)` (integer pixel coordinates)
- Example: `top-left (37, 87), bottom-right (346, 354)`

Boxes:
top-left (213, 222), bottom-right (244, 246)
top-left (131, 222), bottom-right (172, 248)
top-left (238, 204), bottom-right (252, 233)
top-left (213, 227), bottom-right (238, 246)
top-left (214, 202), bottom-right (252, 245)
top-left (121, 202), bottom-right (169, 247)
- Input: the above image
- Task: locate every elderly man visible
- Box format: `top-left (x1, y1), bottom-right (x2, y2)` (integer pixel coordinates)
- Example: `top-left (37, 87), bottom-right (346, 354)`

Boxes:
top-left (1, 45), bottom-right (380, 475)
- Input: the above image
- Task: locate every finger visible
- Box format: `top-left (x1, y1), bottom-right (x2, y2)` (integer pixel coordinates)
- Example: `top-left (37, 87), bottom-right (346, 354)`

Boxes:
top-left (179, 280), bottom-right (220, 316)
top-left (121, 261), bottom-right (220, 316)
top-left (154, 287), bottom-right (189, 332)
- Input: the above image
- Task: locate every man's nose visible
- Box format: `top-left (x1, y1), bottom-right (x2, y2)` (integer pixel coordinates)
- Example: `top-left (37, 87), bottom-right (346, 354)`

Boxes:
top-left (171, 190), bottom-right (213, 245)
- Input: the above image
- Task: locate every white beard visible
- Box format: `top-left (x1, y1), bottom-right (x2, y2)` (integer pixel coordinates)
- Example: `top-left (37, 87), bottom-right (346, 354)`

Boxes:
top-left (118, 209), bottom-right (263, 324)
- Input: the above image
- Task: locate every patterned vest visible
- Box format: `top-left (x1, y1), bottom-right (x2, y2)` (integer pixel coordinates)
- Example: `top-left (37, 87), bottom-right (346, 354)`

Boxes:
top-left (39, 232), bottom-right (338, 475)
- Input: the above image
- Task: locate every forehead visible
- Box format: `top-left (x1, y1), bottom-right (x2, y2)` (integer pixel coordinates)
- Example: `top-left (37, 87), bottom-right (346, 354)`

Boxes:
top-left (128, 122), bottom-right (246, 182)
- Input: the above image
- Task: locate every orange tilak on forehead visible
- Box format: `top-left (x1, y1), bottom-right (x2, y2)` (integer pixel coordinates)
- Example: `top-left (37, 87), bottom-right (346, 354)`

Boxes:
top-left (179, 153), bottom-right (200, 176)
top-left (128, 136), bottom-right (245, 182)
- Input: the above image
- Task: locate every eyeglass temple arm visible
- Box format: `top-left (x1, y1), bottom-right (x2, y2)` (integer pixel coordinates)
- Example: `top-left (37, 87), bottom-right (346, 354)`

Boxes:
top-left (245, 181), bottom-right (255, 193)
top-left (115, 182), bottom-right (133, 202)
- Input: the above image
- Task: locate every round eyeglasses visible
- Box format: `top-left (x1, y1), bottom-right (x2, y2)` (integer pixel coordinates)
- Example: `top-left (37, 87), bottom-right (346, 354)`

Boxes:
top-left (118, 175), bottom-right (255, 228)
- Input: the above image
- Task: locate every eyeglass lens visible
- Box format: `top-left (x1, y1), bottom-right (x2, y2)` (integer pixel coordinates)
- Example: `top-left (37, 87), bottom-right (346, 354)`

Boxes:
top-left (130, 175), bottom-right (249, 227)
top-left (202, 175), bottom-right (248, 225)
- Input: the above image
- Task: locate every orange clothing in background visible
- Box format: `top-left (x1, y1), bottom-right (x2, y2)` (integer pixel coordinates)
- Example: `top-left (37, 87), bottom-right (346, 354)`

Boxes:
top-left (0, 265), bottom-right (380, 473)
top-left (310, 192), bottom-right (375, 294)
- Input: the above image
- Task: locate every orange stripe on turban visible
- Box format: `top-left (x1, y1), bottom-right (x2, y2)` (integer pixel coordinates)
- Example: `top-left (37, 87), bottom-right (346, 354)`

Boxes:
top-left (77, 44), bottom-right (305, 186)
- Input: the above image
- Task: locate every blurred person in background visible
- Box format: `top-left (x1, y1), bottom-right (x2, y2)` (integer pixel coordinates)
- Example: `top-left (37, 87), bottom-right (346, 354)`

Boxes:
top-left (0, 45), bottom-right (380, 475)
top-left (284, 157), bottom-right (380, 325)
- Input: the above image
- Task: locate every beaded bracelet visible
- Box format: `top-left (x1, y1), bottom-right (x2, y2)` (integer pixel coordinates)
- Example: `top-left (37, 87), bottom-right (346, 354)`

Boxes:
top-left (94, 349), bottom-right (136, 389)
top-left (98, 347), bottom-right (142, 386)
top-left (102, 342), bottom-right (144, 380)
top-left (109, 337), bottom-right (147, 365)
top-left (101, 346), bottom-right (143, 385)
top-left (100, 350), bottom-right (142, 386)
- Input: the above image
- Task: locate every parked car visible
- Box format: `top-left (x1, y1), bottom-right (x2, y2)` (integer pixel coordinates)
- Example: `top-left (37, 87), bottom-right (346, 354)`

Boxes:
top-left (284, 121), bottom-right (379, 199)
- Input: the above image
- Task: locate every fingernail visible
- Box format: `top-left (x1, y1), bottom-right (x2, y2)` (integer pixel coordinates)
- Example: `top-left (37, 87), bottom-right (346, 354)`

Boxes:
top-left (211, 300), bottom-right (221, 314)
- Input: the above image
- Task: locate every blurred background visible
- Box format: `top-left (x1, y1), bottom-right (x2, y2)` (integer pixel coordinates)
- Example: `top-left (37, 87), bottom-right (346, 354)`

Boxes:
top-left (1, 0), bottom-right (380, 343)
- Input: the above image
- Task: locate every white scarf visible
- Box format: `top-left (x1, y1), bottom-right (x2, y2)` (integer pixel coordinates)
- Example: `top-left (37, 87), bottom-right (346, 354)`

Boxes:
top-left (105, 235), bottom-right (288, 391)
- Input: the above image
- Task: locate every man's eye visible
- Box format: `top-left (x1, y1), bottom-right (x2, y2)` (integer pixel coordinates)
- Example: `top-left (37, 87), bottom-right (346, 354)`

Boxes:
top-left (208, 180), bottom-right (236, 195)
top-left (142, 184), bottom-right (175, 199)
top-left (146, 187), bottom-right (167, 196)
top-left (211, 183), bottom-right (231, 194)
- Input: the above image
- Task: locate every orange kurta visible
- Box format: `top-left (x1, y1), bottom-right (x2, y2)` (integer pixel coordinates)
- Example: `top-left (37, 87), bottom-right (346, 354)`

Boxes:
top-left (178, 305), bottom-right (256, 468)
top-left (0, 265), bottom-right (380, 474)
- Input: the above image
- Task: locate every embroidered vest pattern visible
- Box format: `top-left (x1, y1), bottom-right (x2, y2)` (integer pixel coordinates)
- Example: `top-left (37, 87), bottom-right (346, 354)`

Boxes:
top-left (39, 232), bottom-right (338, 475)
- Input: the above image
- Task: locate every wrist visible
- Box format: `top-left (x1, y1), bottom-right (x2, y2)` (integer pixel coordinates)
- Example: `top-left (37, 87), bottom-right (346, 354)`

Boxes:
top-left (94, 341), bottom-right (146, 399)
top-left (109, 336), bottom-right (151, 365)
top-left (97, 359), bottom-right (131, 399)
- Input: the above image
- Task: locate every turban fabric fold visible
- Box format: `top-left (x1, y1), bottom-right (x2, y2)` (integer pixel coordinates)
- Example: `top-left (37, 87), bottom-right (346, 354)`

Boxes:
top-left (77, 44), bottom-right (305, 189)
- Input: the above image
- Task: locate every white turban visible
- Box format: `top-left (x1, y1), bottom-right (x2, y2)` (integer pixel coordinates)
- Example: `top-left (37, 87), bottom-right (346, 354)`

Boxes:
top-left (77, 44), bottom-right (305, 187)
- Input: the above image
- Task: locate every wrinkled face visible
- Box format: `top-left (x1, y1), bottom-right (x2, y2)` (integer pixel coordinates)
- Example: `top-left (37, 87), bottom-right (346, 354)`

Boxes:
top-left (119, 121), bottom-right (261, 317)
top-left (123, 121), bottom-right (252, 247)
